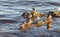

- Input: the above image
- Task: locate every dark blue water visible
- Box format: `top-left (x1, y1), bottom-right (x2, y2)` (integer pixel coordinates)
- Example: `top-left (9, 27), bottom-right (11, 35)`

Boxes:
top-left (0, 0), bottom-right (60, 37)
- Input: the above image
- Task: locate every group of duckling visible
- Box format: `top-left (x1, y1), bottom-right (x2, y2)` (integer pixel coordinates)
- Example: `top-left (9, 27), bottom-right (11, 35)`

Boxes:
top-left (19, 7), bottom-right (60, 32)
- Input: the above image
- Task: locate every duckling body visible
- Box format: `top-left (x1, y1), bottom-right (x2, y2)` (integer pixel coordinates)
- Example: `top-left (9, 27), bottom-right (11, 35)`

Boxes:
top-left (27, 19), bottom-right (33, 29)
top-left (19, 22), bottom-right (27, 32)
top-left (31, 8), bottom-right (40, 18)
top-left (35, 21), bottom-right (44, 27)
top-left (53, 11), bottom-right (60, 17)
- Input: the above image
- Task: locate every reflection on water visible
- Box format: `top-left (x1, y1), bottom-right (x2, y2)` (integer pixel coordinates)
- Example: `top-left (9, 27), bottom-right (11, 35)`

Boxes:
top-left (0, 0), bottom-right (60, 37)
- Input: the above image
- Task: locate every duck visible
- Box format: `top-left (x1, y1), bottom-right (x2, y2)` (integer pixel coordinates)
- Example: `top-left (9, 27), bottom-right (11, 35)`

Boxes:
top-left (45, 14), bottom-right (52, 30)
top-left (47, 11), bottom-right (60, 18)
top-left (31, 7), bottom-right (45, 18)
top-left (19, 18), bottom-right (33, 32)
top-left (19, 22), bottom-right (27, 32)
top-left (22, 8), bottom-right (46, 19)
top-left (35, 20), bottom-right (44, 27)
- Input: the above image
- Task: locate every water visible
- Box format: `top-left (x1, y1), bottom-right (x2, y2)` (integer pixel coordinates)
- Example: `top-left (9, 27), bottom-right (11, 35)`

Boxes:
top-left (0, 0), bottom-right (60, 37)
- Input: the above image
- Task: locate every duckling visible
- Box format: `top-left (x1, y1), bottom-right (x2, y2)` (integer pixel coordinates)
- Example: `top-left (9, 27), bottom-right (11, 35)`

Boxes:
top-left (48, 11), bottom-right (60, 18)
top-left (31, 7), bottom-right (44, 18)
top-left (19, 18), bottom-right (33, 31)
top-left (34, 19), bottom-right (44, 27)
top-left (19, 22), bottom-right (27, 32)
top-left (53, 11), bottom-right (60, 17)
top-left (26, 18), bottom-right (33, 29)
top-left (46, 14), bottom-right (52, 30)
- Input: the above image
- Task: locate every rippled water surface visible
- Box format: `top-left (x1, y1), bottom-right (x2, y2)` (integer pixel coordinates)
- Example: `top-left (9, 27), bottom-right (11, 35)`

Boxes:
top-left (0, 0), bottom-right (60, 37)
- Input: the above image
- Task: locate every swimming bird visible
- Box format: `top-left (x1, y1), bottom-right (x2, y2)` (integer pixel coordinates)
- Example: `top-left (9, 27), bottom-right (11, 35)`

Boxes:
top-left (45, 14), bottom-right (52, 30)
top-left (19, 18), bottom-right (33, 32)
top-left (21, 8), bottom-right (46, 19)
top-left (19, 22), bottom-right (27, 32)
top-left (47, 11), bottom-right (60, 18)
top-left (31, 7), bottom-right (45, 18)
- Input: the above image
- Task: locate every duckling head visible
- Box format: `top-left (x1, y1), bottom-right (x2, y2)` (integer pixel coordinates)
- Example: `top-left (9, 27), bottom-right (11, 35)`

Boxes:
top-left (47, 14), bottom-right (52, 19)
top-left (32, 7), bottom-right (35, 11)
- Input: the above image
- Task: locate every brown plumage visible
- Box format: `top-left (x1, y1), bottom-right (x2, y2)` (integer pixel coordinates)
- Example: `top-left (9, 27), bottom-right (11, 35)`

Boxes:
top-left (19, 19), bottom-right (33, 32)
